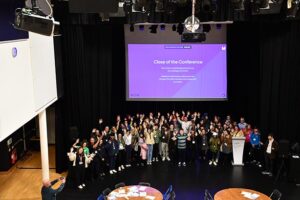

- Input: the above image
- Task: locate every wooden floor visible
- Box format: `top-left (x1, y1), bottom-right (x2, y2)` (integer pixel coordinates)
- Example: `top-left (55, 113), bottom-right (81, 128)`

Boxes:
top-left (0, 145), bottom-right (65, 200)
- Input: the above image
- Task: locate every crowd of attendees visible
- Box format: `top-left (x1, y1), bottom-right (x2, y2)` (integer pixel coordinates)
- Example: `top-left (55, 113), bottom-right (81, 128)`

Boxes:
top-left (67, 111), bottom-right (278, 190)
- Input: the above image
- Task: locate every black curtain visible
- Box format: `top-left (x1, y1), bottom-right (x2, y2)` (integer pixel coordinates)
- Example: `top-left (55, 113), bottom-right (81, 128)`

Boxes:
top-left (258, 21), bottom-right (300, 141)
top-left (54, 18), bottom-right (300, 172)
top-left (60, 24), bottom-right (113, 135)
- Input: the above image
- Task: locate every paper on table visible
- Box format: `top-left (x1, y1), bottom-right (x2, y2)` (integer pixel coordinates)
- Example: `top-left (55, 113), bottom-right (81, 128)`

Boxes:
top-left (116, 193), bottom-right (127, 198)
top-left (129, 186), bottom-right (138, 191)
top-left (118, 189), bottom-right (126, 194)
top-left (127, 192), bottom-right (134, 197)
top-left (251, 193), bottom-right (260, 199)
top-left (132, 192), bottom-right (139, 197)
top-left (139, 192), bottom-right (147, 197)
top-left (241, 191), bottom-right (251, 195)
top-left (139, 186), bottom-right (147, 191)
top-left (243, 192), bottom-right (260, 200)
top-left (110, 191), bottom-right (118, 196)
top-left (146, 196), bottom-right (155, 200)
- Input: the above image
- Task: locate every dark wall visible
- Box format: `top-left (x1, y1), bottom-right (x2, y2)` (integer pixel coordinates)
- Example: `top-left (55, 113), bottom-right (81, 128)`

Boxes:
top-left (0, 0), bottom-right (28, 41)
top-left (54, 11), bottom-right (300, 171)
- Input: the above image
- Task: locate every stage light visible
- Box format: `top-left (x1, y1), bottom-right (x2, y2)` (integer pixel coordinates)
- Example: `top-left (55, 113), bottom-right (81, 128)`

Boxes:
top-left (124, 0), bottom-right (133, 14)
top-left (165, 0), bottom-right (177, 14)
top-left (177, 0), bottom-right (188, 6)
top-left (287, 0), bottom-right (299, 18)
top-left (130, 24), bottom-right (134, 32)
top-left (149, 25), bottom-right (158, 33)
top-left (231, 0), bottom-right (245, 10)
top-left (139, 25), bottom-right (145, 31)
top-left (202, 0), bottom-right (212, 13)
top-left (133, 0), bottom-right (150, 12)
top-left (155, 0), bottom-right (165, 12)
top-left (253, 0), bottom-right (270, 13)
top-left (160, 24), bottom-right (166, 30)
top-left (172, 24), bottom-right (177, 31)
top-left (203, 24), bottom-right (211, 32)
top-left (177, 23), bottom-right (184, 35)
top-left (181, 32), bottom-right (206, 43)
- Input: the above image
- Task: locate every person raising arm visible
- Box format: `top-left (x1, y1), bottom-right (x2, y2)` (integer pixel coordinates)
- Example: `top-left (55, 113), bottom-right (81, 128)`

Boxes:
top-left (41, 177), bottom-right (65, 200)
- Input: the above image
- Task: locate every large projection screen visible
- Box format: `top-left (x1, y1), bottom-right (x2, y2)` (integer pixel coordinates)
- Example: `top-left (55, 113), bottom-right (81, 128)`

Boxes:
top-left (125, 24), bottom-right (227, 101)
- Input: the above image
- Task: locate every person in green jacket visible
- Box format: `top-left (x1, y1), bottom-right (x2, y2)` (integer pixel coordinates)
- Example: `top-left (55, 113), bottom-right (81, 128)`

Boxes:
top-left (153, 124), bottom-right (161, 162)
top-left (209, 132), bottom-right (220, 166)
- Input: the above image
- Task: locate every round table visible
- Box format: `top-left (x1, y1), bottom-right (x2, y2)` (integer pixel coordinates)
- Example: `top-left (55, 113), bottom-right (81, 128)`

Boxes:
top-left (107, 185), bottom-right (163, 200)
top-left (214, 188), bottom-right (271, 200)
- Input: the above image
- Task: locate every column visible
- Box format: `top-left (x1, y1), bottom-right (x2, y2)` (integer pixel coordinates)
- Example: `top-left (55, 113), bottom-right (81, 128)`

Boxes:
top-left (39, 110), bottom-right (49, 180)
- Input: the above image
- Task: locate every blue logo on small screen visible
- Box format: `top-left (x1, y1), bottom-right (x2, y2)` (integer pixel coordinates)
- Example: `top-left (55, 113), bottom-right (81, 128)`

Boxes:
top-left (12, 47), bottom-right (18, 58)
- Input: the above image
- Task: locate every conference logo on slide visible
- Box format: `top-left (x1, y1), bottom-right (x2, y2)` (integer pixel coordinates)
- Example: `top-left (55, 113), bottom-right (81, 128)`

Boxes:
top-left (12, 47), bottom-right (18, 58)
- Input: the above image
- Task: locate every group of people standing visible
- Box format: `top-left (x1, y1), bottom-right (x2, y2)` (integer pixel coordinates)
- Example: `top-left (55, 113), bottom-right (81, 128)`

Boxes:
top-left (67, 111), bottom-right (279, 190)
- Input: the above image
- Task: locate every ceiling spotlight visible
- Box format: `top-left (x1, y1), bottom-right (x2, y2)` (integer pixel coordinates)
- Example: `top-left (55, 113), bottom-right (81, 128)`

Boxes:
top-left (231, 0), bottom-right (245, 10)
top-left (253, 0), bottom-right (270, 13)
top-left (203, 24), bottom-right (211, 33)
top-left (172, 24), bottom-right (177, 31)
top-left (287, 0), bottom-right (299, 18)
top-left (177, 0), bottom-right (188, 6)
top-left (160, 24), bottom-right (166, 30)
top-left (123, 0), bottom-right (133, 14)
top-left (139, 25), bottom-right (145, 31)
top-left (202, 0), bottom-right (212, 13)
top-left (177, 23), bottom-right (184, 35)
top-left (130, 24), bottom-right (134, 32)
top-left (155, 0), bottom-right (165, 12)
top-left (134, 0), bottom-right (150, 12)
top-left (149, 25), bottom-right (158, 33)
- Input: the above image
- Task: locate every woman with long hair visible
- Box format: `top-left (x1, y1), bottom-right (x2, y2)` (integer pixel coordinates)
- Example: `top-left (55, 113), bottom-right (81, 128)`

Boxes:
top-left (68, 147), bottom-right (92, 189)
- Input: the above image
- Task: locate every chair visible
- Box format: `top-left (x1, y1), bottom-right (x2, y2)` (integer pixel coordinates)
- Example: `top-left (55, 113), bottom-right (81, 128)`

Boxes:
top-left (204, 189), bottom-right (213, 200)
top-left (269, 189), bottom-right (282, 200)
top-left (163, 185), bottom-right (176, 200)
top-left (97, 194), bottom-right (105, 200)
top-left (115, 182), bottom-right (126, 189)
top-left (138, 182), bottom-right (151, 187)
top-left (102, 188), bottom-right (112, 196)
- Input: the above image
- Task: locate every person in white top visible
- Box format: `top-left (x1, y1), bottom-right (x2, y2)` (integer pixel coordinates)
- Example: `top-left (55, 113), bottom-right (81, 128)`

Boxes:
top-left (262, 134), bottom-right (278, 177)
top-left (123, 130), bottom-right (133, 167)
top-left (177, 115), bottom-right (192, 134)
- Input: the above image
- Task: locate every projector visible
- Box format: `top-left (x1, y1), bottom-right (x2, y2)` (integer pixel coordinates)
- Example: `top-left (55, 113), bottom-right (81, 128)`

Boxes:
top-left (181, 32), bottom-right (206, 43)
top-left (14, 8), bottom-right (60, 36)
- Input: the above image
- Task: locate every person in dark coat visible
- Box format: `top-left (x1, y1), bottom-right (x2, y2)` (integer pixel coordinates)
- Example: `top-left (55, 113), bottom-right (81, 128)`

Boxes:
top-left (106, 133), bottom-right (119, 175)
top-left (41, 177), bottom-right (65, 200)
top-left (262, 133), bottom-right (279, 176)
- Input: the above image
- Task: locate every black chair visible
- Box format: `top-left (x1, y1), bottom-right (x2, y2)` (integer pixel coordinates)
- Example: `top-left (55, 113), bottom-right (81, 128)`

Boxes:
top-left (163, 185), bottom-right (176, 200)
top-left (115, 182), bottom-right (126, 189)
top-left (138, 182), bottom-right (151, 187)
top-left (97, 194), bottom-right (105, 200)
top-left (204, 189), bottom-right (213, 200)
top-left (102, 188), bottom-right (111, 196)
top-left (270, 189), bottom-right (282, 200)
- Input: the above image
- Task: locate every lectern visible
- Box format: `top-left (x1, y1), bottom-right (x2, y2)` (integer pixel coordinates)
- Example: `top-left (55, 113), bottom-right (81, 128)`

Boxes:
top-left (232, 137), bottom-right (246, 166)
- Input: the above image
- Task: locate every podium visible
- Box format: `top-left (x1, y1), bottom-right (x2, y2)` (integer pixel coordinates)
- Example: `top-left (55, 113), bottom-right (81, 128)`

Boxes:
top-left (232, 137), bottom-right (245, 166)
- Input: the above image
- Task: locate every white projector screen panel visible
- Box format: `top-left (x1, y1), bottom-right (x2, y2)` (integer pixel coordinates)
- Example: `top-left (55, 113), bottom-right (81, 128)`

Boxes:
top-left (0, 40), bottom-right (36, 141)
top-left (29, 32), bottom-right (57, 112)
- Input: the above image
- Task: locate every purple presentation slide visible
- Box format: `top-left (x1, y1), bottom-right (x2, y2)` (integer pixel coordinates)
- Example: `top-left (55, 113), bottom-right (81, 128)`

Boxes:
top-left (127, 44), bottom-right (227, 100)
